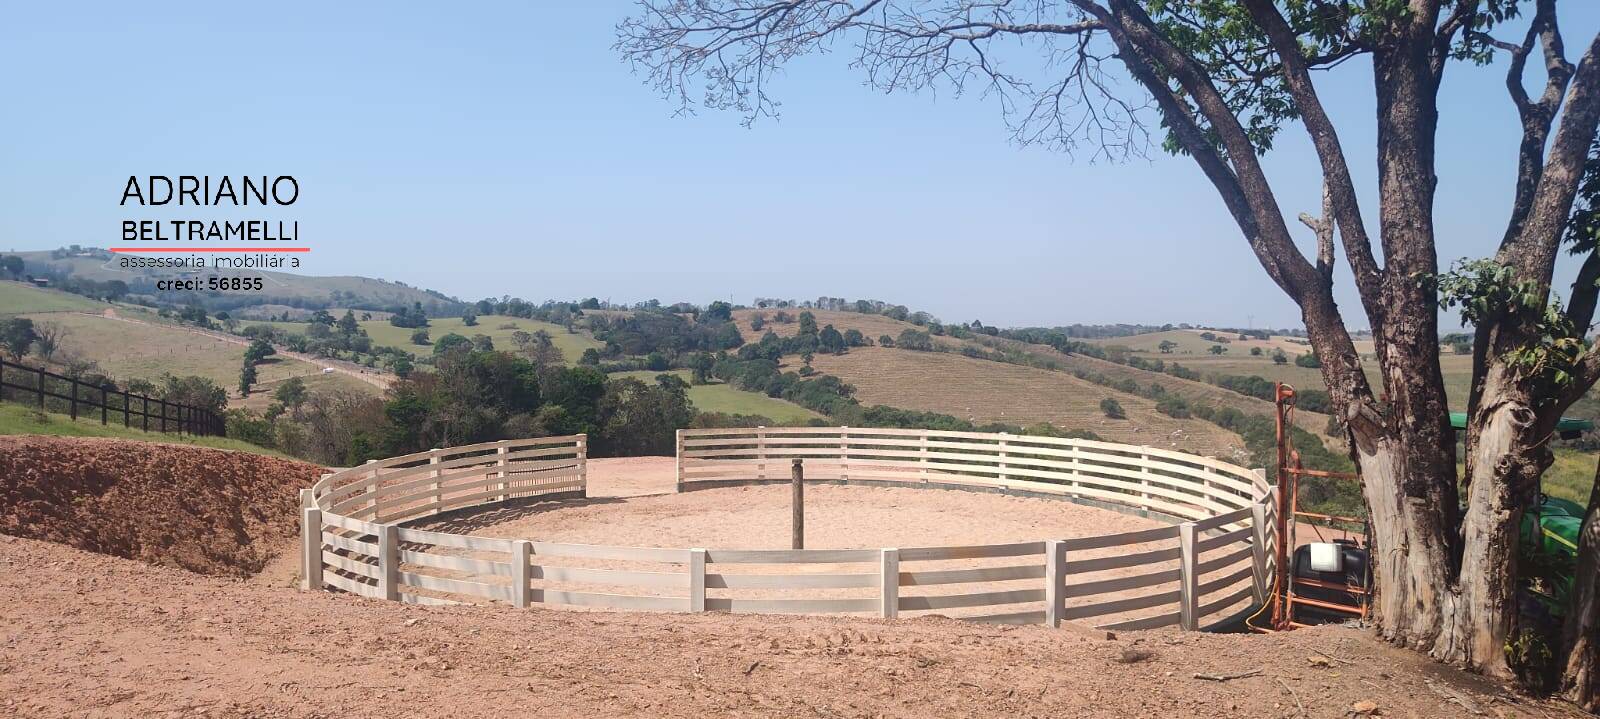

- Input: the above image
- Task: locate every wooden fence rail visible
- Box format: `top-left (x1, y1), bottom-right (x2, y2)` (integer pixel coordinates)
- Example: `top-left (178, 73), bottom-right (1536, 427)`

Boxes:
top-left (304, 430), bottom-right (1275, 631)
top-left (0, 356), bottom-right (224, 436)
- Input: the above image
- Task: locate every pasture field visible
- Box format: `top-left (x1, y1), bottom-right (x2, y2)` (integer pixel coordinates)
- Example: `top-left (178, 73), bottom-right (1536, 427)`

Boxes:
top-left (245, 314), bottom-right (604, 365)
top-left (808, 347), bottom-right (1247, 459)
top-left (0, 402), bottom-right (286, 457)
top-left (1105, 330), bottom-right (1481, 411)
top-left (611, 369), bottom-right (823, 423)
top-left (1093, 328), bottom-right (1317, 357)
top-left (18, 313), bottom-right (374, 405)
top-left (0, 281), bottom-right (105, 315)
top-left (1541, 447), bottom-right (1598, 506)
top-left (731, 308), bottom-right (965, 350)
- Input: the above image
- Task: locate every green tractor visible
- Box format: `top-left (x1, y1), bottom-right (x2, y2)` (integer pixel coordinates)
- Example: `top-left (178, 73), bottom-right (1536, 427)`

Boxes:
top-left (1450, 412), bottom-right (1590, 616)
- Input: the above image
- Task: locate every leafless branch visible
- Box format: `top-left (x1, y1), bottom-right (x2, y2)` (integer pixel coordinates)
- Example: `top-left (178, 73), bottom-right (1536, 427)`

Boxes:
top-left (617, 1), bottom-right (1151, 161)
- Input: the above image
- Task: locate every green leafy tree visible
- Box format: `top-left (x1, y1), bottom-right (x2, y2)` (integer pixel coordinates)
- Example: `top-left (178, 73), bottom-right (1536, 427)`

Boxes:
top-left (1099, 397), bottom-right (1125, 420)
top-left (1, 318), bottom-right (39, 360)
top-left (1250, 347), bottom-right (1264, 356)
top-left (462, 313), bottom-right (478, 327)
top-left (274, 376), bottom-right (308, 415)
top-left (238, 361), bottom-right (257, 396)
top-left (1272, 350), bottom-right (1289, 366)
top-left (243, 339), bottom-right (276, 365)
top-left (797, 311), bottom-right (818, 336)
top-left (433, 333), bottom-right (471, 355)
top-left (895, 329), bottom-right (933, 352)
top-left (1295, 352), bottom-right (1322, 369)
top-left (411, 329), bottom-right (431, 345)
top-left (0, 255), bottom-right (23, 278)
top-left (1208, 344), bottom-right (1228, 355)
top-left (1157, 339), bottom-right (1178, 354)
top-left (337, 310), bottom-right (360, 336)
top-left (818, 324), bottom-right (846, 354)
top-left (390, 355), bottom-right (414, 378)
top-left (703, 301), bottom-right (733, 323)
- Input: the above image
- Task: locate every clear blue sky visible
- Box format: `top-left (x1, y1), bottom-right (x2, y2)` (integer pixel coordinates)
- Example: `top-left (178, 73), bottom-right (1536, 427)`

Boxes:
top-left (3, 2), bottom-right (1597, 329)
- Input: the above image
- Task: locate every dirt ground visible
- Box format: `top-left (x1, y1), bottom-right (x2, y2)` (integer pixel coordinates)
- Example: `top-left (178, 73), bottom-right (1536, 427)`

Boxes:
top-left (0, 435), bottom-right (324, 576)
top-left (0, 534), bottom-right (1581, 718)
top-left (0, 445), bottom-right (1588, 717)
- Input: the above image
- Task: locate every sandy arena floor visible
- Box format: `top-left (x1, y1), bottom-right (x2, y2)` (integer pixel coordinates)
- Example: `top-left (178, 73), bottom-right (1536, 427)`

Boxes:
top-left (454, 456), bottom-right (1170, 549)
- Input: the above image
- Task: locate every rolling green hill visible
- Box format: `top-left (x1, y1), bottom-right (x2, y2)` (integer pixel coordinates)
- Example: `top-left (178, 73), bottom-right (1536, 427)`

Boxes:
top-left (0, 280), bottom-right (106, 315)
top-left (612, 370), bottom-right (823, 424)
top-left (250, 314), bottom-right (604, 366)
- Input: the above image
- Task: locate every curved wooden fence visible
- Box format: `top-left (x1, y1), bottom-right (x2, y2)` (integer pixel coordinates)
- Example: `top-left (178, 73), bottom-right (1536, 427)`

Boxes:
top-left (303, 429), bottom-right (1276, 631)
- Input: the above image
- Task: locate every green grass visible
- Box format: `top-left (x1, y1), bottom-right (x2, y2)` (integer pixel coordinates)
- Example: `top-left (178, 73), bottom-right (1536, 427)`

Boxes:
top-left (1543, 448), bottom-right (1597, 506)
top-left (254, 315), bottom-right (603, 366)
top-left (613, 370), bottom-right (824, 424)
top-left (0, 402), bottom-right (290, 458)
top-left (0, 280), bottom-right (105, 315)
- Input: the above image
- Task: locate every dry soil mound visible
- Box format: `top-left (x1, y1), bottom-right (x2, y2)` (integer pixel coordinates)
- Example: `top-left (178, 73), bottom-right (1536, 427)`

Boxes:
top-left (0, 435), bottom-right (324, 576)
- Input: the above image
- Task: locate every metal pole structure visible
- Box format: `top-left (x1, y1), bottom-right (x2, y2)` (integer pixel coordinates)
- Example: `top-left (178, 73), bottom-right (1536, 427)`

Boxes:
top-left (791, 458), bottom-right (804, 550)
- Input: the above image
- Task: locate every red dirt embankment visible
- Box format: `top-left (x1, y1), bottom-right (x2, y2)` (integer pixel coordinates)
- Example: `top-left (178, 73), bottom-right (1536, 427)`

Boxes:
top-left (0, 436), bottom-right (324, 576)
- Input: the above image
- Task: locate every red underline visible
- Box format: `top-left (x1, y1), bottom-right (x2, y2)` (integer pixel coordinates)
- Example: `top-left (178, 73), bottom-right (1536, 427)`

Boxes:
top-left (108, 247), bottom-right (310, 253)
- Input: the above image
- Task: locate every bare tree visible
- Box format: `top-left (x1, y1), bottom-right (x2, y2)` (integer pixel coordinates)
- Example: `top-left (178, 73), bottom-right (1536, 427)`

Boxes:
top-left (619, 0), bottom-right (1600, 700)
top-left (32, 321), bottom-right (67, 362)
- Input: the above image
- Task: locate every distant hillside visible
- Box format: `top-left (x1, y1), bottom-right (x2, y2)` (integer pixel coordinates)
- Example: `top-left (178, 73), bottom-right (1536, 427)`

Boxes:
top-left (733, 306), bottom-right (1335, 444)
top-left (809, 348), bottom-right (1247, 459)
top-left (9, 248), bottom-right (465, 316)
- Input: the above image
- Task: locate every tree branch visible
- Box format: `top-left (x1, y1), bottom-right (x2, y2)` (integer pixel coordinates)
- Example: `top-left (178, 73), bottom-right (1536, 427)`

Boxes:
top-left (1241, 0), bottom-right (1387, 344)
top-left (1300, 181), bottom-right (1337, 284)
top-left (1491, 0), bottom-right (1576, 250)
top-left (1505, 28), bottom-right (1600, 297)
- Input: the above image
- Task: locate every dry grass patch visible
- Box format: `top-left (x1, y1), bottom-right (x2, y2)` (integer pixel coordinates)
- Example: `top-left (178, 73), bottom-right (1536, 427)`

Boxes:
top-left (808, 347), bottom-right (1245, 459)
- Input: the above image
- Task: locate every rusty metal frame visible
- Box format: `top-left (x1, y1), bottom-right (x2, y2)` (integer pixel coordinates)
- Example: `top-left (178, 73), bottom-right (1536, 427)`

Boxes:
top-left (1266, 383), bottom-right (1370, 631)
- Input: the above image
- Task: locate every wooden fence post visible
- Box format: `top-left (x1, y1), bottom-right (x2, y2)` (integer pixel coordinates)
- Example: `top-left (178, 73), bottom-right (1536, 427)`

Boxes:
top-left (1251, 490), bottom-right (1272, 604)
top-left (839, 426), bottom-right (849, 481)
top-left (301, 504), bottom-right (323, 592)
top-left (379, 524), bottom-right (400, 601)
top-left (791, 459), bottom-right (805, 550)
top-left (35, 365), bottom-right (45, 410)
top-left (513, 540), bottom-right (532, 609)
top-left (159, 399), bottom-right (167, 432)
top-left (495, 444), bottom-right (509, 502)
top-left (919, 432), bottom-right (929, 482)
top-left (674, 429), bottom-right (685, 493)
top-left (997, 433), bottom-right (1010, 482)
top-left (1045, 539), bottom-right (1065, 628)
top-left (576, 434), bottom-right (588, 498)
top-left (689, 548), bottom-right (707, 612)
top-left (755, 426), bottom-right (767, 480)
top-left (428, 449), bottom-right (443, 515)
top-left (68, 377), bottom-right (78, 421)
top-left (142, 396), bottom-right (149, 431)
top-left (1179, 522), bottom-right (1199, 630)
top-left (99, 387), bottom-right (107, 425)
top-left (1138, 447), bottom-right (1152, 502)
top-left (880, 548), bottom-right (899, 619)
top-left (122, 390), bottom-right (130, 428)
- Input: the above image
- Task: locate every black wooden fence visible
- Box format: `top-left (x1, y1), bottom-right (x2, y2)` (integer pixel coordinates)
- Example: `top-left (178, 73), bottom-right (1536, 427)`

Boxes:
top-left (0, 357), bottom-right (225, 437)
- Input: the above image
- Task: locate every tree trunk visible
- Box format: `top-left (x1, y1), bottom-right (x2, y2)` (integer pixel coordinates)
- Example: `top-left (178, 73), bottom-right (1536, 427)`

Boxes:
top-left (1450, 364), bottom-right (1552, 677)
top-left (1563, 461), bottom-right (1600, 711)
